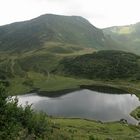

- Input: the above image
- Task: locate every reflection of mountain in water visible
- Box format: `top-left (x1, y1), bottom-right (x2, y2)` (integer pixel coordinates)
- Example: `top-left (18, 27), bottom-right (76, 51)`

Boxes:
top-left (17, 89), bottom-right (140, 125)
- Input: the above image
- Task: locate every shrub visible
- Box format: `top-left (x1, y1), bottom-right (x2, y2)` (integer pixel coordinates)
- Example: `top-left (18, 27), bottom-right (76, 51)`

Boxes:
top-left (0, 83), bottom-right (50, 139)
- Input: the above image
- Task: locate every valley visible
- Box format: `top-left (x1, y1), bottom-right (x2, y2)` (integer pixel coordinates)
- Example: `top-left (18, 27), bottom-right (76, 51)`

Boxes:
top-left (0, 14), bottom-right (140, 140)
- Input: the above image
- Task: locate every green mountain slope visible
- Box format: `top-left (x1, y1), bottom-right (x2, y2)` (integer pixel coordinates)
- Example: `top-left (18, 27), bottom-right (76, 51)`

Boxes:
top-left (103, 22), bottom-right (140, 54)
top-left (0, 14), bottom-right (120, 52)
top-left (0, 14), bottom-right (140, 94)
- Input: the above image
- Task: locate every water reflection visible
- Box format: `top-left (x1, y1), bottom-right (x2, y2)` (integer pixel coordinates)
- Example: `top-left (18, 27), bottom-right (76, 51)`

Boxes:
top-left (17, 89), bottom-right (140, 124)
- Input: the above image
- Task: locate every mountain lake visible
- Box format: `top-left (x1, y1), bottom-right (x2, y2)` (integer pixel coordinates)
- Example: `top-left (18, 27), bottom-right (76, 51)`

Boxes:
top-left (16, 88), bottom-right (140, 124)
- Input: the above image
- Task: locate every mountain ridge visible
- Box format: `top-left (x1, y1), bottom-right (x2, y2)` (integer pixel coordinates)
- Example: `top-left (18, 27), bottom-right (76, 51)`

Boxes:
top-left (103, 22), bottom-right (140, 54)
top-left (0, 14), bottom-right (120, 52)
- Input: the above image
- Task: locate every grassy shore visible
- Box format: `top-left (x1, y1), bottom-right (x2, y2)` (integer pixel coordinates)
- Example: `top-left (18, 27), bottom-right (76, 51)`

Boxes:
top-left (49, 118), bottom-right (140, 140)
top-left (7, 72), bottom-right (140, 139)
top-left (7, 72), bottom-right (96, 95)
top-left (130, 106), bottom-right (140, 121)
top-left (7, 72), bottom-right (140, 99)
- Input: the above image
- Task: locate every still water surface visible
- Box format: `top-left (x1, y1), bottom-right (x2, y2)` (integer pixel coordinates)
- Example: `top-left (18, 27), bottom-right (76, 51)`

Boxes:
top-left (17, 89), bottom-right (140, 124)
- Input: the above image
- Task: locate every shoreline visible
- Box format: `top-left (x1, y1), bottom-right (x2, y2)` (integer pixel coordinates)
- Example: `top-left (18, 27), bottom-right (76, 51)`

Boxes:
top-left (20, 83), bottom-right (140, 125)
top-left (29, 83), bottom-right (130, 96)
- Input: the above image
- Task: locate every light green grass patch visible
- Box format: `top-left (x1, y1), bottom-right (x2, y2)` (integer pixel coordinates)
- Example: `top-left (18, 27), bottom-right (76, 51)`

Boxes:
top-left (50, 118), bottom-right (140, 140)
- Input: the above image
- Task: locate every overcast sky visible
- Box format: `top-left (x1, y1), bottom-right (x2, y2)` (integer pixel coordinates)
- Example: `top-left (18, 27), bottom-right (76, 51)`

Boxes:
top-left (0, 0), bottom-right (140, 28)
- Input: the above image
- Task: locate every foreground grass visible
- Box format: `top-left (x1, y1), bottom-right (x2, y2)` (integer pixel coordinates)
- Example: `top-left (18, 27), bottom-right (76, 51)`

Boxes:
top-left (130, 106), bottom-right (140, 121)
top-left (49, 118), bottom-right (140, 140)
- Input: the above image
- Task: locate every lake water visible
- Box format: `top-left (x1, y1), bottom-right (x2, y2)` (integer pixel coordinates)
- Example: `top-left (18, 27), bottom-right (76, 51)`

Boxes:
top-left (17, 89), bottom-right (140, 124)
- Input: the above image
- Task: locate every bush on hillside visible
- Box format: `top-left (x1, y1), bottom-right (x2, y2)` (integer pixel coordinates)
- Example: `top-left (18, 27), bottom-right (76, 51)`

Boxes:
top-left (0, 83), bottom-right (50, 140)
top-left (57, 50), bottom-right (140, 79)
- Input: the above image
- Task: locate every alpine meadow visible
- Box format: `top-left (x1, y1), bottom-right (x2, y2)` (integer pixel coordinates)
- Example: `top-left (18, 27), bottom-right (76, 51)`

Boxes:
top-left (0, 6), bottom-right (140, 140)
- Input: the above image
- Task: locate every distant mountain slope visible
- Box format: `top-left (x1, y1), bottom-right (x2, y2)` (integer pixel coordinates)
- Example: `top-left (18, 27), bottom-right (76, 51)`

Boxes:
top-left (0, 14), bottom-right (119, 52)
top-left (103, 22), bottom-right (140, 54)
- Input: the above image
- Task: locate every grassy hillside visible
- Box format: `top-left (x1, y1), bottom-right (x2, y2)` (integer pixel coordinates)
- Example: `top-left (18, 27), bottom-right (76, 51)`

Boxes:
top-left (0, 14), bottom-right (120, 52)
top-left (57, 50), bottom-right (140, 79)
top-left (0, 50), bottom-right (140, 96)
top-left (103, 22), bottom-right (140, 54)
top-left (0, 47), bottom-right (95, 95)
top-left (0, 42), bottom-right (95, 79)
top-left (0, 46), bottom-right (140, 140)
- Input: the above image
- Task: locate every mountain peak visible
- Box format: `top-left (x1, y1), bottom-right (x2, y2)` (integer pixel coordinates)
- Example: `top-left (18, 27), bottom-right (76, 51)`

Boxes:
top-left (0, 14), bottom-right (118, 52)
top-left (31, 14), bottom-right (90, 25)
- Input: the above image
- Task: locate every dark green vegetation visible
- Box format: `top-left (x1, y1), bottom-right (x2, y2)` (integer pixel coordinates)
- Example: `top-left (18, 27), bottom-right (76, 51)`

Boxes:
top-left (57, 50), bottom-right (140, 79)
top-left (0, 84), bottom-right (50, 140)
top-left (104, 22), bottom-right (140, 54)
top-left (80, 84), bottom-right (128, 94)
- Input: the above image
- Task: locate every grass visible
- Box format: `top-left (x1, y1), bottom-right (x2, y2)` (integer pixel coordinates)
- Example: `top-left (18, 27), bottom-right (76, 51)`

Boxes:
top-left (5, 73), bottom-right (140, 139)
top-left (103, 79), bottom-right (140, 100)
top-left (130, 106), bottom-right (140, 121)
top-left (7, 76), bottom-right (32, 95)
top-left (7, 72), bottom-right (96, 95)
top-left (30, 74), bottom-right (94, 91)
top-left (2, 48), bottom-right (140, 99)
top-left (31, 41), bottom-right (96, 57)
top-left (49, 118), bottom-right (140, 140)
top-left (0, 49), bottom-right (139, 139)
top-left (118, 27), bottom-right (134, 34)
top-left (7, 71), bottom-right (140, 99)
